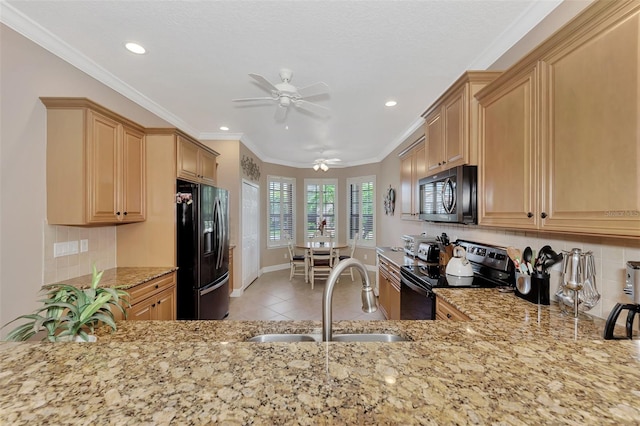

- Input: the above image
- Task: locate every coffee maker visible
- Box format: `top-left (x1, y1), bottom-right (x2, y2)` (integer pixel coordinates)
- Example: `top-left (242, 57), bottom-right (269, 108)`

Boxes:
top-left (604, 261), bottom-right (640, 340)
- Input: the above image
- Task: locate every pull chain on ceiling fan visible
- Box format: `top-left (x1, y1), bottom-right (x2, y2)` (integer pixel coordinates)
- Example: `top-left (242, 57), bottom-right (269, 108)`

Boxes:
top-left (233, 68), bottom-right (330, 120)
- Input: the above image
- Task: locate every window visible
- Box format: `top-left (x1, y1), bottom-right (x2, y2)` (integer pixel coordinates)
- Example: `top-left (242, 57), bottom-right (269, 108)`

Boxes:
top-left (267, 176), bottom-right (295, 247)
top-left (304, 179), bottom-right (338, 240)
top-left (347, 176), bottom-right (376, 247)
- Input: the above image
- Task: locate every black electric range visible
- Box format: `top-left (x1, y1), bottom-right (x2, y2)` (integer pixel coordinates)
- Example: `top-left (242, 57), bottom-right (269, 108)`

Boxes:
top-left (399, 240), bottom-right (515, 319)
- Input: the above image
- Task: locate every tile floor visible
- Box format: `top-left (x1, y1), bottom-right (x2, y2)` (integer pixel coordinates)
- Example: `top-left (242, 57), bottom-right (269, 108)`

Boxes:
top-left (227, 268), bottom-right (386, 321)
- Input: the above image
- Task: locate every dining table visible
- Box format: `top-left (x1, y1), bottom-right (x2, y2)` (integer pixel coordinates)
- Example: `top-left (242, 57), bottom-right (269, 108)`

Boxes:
top-left (295, 241), bottom-right (348, 283)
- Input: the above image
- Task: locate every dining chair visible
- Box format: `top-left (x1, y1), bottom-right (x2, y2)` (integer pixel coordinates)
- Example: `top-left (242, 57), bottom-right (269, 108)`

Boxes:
top-left (308, 245), bottom-right (334, 289)
top-left (287, 241), bottom-right (307, 282)
top-left (337, 232), bottom-right (359, 281)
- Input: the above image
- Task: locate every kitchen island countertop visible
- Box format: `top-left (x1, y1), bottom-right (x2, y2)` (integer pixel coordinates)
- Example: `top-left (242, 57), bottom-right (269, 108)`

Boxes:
top-left (2, 284), bottom-right (640, 424)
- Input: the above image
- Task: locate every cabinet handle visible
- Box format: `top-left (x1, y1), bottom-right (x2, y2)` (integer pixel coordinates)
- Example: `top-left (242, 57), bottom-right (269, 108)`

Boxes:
top-left (155, 284), bottom-right (159, 289)
top-left (446, 313), bottom-right (452, 319)
top-left (123, 212), bottom-right (128, 216)
top-left (527, 212), bottom-right (533, 218)
top-left (541, 212), bottom-right (548, 219)
top-left (442, 161), bottom-right (446, 164)
top-left (152, 303), bottom-right (156, 307)
top-left (116, 211), bottom-right (121, 216)
top-left (157, 300), bottom-right (161, 304)
top-left (438, 162), bottom-right (442, 166)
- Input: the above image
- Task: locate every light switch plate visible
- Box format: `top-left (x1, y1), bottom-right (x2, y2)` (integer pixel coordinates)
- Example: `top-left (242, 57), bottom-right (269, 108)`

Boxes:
top-left (54, 242), bottom-right (67, 258)
top-left (80, 239), bottom-right (89, 252)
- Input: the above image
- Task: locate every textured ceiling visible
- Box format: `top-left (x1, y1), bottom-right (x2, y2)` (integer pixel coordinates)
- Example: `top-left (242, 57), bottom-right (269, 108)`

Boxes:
top-left (2, 1), bottom-right (579, 168)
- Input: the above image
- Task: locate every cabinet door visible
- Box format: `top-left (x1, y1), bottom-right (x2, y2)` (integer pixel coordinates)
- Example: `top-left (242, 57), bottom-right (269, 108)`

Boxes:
top-left (388, 280), bottom-right (401, 320)
top-left (479, 67), bottom-right (538, 229)
top-left (443, 88), bottom-right (465, 167)
top-left (120, 126), bottom-right (146, 222)
top-left (199, 149), bottom-right (217, 185)
top-left (400, 154), bottom-right (414, 218)
top-left (87, 111), bottom-right (119, 223)
top-left (153, 287), bottom-right (177, 320)
top-left (128, 298), bottom-right (155, 320)
top-left (377, 269), bottom-right (390, 319)
top-left (177, 136), bottom-right (199, 181)
top-left (540, 12), bottom-right (640, 236)
top-left (425, 109), bottom-right (443, 174)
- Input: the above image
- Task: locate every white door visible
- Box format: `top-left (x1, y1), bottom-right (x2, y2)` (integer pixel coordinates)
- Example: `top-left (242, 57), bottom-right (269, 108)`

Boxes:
top-left (242, 180), bottom-right (260, 287)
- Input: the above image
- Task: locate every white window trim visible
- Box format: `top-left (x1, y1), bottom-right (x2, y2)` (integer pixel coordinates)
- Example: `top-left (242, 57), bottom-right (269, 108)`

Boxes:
top-left (303, 178), bottom-right (339, 242)
top-left (346, 175), bottom-right (376, 248)
top-left (267, 175), bottom-right (296, 248)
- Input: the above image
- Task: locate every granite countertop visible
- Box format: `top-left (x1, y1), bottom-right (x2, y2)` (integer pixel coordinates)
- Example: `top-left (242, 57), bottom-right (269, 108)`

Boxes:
top-left (2, 265), bottom-right (640, 424)
top-left (45, 267), bottom-right (177, 290)
top-left (376, 246), bottom-right (418, 267)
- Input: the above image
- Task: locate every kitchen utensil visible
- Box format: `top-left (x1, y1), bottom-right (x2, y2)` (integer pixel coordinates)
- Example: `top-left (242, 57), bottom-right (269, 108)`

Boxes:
top-left (556, 249), bottom-right (600, 317)
top-left (516, 273), bottom-right (531, 294)
top-left (446, 246), bottom-right (474, 277)
top-left (507, 246), bottom-right (522, 272)
top-left (523, 246), bottom-right (533, 275)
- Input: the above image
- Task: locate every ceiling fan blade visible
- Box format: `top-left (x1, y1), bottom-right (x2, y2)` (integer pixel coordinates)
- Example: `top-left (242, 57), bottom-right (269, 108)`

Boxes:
top-left (293, 100), bottom-right (330, 117)
top-left (249, 73), bottom-right (279, 92)
top-left (326, 158), bottom-right (342, 163)
top-left (274, 104), bottom-right (288, 121)
top-left (232, 96), bottom-right (276, 102)
top-left (297, 81), bottom-right (330, 98)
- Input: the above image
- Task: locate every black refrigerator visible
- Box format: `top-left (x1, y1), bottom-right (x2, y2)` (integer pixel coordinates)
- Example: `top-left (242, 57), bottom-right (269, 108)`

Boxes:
top-left (176, 179), bottom-right (229, 320)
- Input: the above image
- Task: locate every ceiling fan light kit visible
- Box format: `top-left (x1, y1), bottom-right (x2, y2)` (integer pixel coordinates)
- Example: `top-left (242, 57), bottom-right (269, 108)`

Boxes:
top-left (233, 68), bottom-right (330, 120)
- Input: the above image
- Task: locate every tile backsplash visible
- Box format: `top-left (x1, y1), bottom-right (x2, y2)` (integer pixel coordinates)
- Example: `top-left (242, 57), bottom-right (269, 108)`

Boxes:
top-left (422, 223), bottom-right (640, 320)
top-left (43, 224), bottom-right (116, 284)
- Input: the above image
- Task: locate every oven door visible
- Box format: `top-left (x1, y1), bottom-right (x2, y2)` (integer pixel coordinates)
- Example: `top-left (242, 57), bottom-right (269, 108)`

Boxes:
top-left (400, 273), bottom-right (436, 320)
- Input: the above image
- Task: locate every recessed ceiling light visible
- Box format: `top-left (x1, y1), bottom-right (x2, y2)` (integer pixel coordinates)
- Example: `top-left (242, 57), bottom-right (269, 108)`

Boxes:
top-left (385, 100), bottom-right (397, 107)
top-left (125, 42), bottom-right (146, 54)
top-left (219, 126), bottom-right (229, 131)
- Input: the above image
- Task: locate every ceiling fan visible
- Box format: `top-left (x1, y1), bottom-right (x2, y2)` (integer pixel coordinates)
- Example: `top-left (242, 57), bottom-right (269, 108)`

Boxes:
top-left (233, 68), bottom-right (330, 120)
top-left (313, 158), bottom-right (341, 172)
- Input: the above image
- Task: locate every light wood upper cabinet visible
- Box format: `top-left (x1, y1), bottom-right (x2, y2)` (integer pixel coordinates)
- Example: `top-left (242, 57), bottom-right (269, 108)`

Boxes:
top-left (177, 135), bottom-right (218, 185)
top-left (400, 138), bottom-right (426, 220)
top-left (423, 72), bottom-right (501, 176)
top-left (477, 66), bottom-right (538, 229)
top-left (41, 98), bottom-right (146, 225)
top-left (477, 0), bottom-right (640, 237)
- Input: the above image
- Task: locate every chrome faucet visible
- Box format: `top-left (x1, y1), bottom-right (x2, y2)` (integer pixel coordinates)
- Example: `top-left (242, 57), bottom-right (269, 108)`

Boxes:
top-left (322, 258), bottom-right (377, 341)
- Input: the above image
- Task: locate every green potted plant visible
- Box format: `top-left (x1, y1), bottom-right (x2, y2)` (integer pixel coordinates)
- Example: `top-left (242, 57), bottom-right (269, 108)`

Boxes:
top-left (2, 266), bottom-right (129, 342)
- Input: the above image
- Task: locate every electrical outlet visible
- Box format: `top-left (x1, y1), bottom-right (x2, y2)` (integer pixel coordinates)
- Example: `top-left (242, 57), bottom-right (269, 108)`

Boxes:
top-left (363, 254), bottom-right (368, 260)
top-left (68, 241), bottom-right (79, 255)
top-left (284, 253), bottom-right (288, 259)
top-left (81, 239), bottom-right (89, 252)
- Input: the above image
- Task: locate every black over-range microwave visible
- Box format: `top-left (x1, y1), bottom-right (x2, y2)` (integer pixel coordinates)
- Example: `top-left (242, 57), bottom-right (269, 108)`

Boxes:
top-left (418, 165), bottom-right (477, 224)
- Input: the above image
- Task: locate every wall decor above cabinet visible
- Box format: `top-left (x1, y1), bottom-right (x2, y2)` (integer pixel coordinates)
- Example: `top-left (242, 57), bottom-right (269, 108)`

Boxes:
top-left (476, 0), bottom-right (640, 238)
top-left (421, 71), bottom-right (501, 177)
top-left (41, 98), bottom-right (146, 225)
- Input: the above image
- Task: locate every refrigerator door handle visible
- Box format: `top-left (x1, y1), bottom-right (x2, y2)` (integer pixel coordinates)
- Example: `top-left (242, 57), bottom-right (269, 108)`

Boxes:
top-left (200, 277), bottom-right (227, 296)
top-left (214, 197), bottom-right (224, 270)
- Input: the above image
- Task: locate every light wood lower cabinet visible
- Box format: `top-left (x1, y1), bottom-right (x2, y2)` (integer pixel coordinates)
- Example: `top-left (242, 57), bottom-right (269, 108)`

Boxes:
top-left (115, 272), bottom-right (177, 321)
top-left (377, 255), bottom-right (400, 320)
top-left (435, 295), bottom-right (470, 321)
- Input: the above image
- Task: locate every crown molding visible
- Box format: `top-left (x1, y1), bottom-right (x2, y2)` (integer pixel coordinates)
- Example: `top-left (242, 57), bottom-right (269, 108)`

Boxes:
top-left (468, 0), bottom-right (563, 69)
top-left (0, 1), bottom-right (199, 137)
top-left (199, 132), bottom-right (244, 141)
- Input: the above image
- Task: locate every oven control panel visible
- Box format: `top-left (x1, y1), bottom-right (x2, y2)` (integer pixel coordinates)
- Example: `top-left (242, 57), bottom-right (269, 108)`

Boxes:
top-left (457, 240), bottom-right (510, 272)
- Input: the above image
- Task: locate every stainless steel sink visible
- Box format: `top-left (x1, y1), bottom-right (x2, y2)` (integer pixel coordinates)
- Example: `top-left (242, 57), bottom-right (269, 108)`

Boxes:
top-left (331, 333), bottom-right (408, 342)
top-left (246, 334), bottom-right (318, 343)
top-left (246, 333), bottom-right (408, 343)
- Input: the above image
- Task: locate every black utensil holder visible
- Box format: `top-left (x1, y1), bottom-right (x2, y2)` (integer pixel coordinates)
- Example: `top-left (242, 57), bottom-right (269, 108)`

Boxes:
top-left (515, 272), bottom-right (550, 305)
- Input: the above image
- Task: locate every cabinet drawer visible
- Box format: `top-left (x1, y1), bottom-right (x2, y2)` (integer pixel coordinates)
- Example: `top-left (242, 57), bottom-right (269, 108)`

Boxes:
top-left (128, 273), bottom-right (175, 303)
top-left (436, 296), bottom-right (470, 321)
